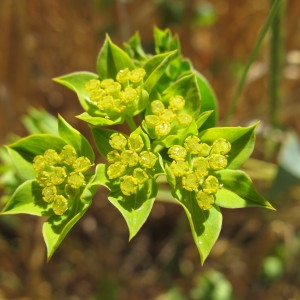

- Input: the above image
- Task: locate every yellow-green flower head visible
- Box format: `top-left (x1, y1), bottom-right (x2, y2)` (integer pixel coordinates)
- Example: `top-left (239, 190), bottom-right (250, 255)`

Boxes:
top-left (212, 138), bottom-right (231, 155)
top-left (50, 167), bottom-right (66, 185)
top-left (129, 68), bottom-right (146, 83)
top-left (68, 172), bottom-right (85, 189)
top-left (161, 109), bottom-right (176, 123)
top-left (203, 175), bottom-right (219, 194)
top-left (109, 133), bottom-right (127, 150)
top-left (145, 115), bottom-right (160, 127)
top-left (85, 79), bottom-right (101, 92)
top-left (73, 156), bottom-right (92, 172)
top-left (139, 151), bottom-right (157, 169)
top-left (106, 81), bottom-right (122, 95)
top-left (155, 123), bottom-right (172, 137)
top-left (33, 145), bottom-right (92, 215)
top-left (60, 145), bottom-right (77, 165)
top-left (42, 185), bottom-right (57, 203)
top-left (33, 155), bottom-right (46, 172)
top-left (97, 95), bottom-right (114, 111)
top-left (182, 172), bottom-right (199, 191)
top-left (169, 95), bottom-right (185, 111)
top-left (101, 78), bottom-right (115, 89)
top-left (128, 134), bottom-right (144, 152)
top-left (177, 114), bottom-right (193, 126)
top-left (151, 100), bottom-right (165, 115)
top-left (168, 145), bottom-right (187, 161)
top-left (193, 157), bottom-right (209, 178)
top-left (170, 160), bottom-right (189, 177)
top-left (121, 150), bottom-right (139, 167)
top-left (107, 162), bottom-right (126, 179)
top-left (36, 171), bottom-right (49, 187)
top-left (196, 191), bottom-right (215, 210)
top-left (44, 149), bottom-right (60, 165)
top-left (120, 86), bottom-right (138, 104)
top-left (208, 154), bottom-right (227, 170)
top-left (107, 150), bottom-right (121, 163)
top-left (116, 68), bottom-right (131, 83)
top-left (120, 175), bottom-right (138, 196)
top-left (184, 136), bottom-right (201, 154)
top-left (53, 195), bottom-right (68, 215)
top-left (133, 168), bottom-right (149, 184)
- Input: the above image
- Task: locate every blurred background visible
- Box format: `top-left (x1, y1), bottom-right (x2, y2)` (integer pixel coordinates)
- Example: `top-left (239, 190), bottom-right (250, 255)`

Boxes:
top-left (0, 0), bottom-right (300, 299)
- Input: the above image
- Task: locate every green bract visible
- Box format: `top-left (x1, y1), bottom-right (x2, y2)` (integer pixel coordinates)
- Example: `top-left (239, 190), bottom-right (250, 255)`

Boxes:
top-left (0, 28), bottom-right (274, 264)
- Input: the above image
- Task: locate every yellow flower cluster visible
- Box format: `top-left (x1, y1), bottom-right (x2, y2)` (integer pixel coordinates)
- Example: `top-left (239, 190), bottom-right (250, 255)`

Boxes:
top-left (33, 145), bottom-right (92, 215)
top-left (168, 136), bottom-right (231, 210)
top-left (85, 68), bottom-right (146, 116)
top-left (145, 96), bottom-right (193, 138)
top-left (106, 132), bottom-right (158, 196)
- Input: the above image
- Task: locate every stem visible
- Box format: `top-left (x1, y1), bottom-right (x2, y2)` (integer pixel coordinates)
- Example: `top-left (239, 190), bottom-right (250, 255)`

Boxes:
top-left (269, 0), bottom-right (284, 128)
top-left (125, 116), bottom-right (137, 132)
top-left (223, 0), bottom-right (282, 125)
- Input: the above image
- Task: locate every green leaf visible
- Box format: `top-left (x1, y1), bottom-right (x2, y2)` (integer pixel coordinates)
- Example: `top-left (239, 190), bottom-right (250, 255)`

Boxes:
top-left (162, 72), bottom-right (202, 118)
top-left (76, 112), bottom-right (122, 127)
top-left (215, 169), bottom-right (274, 209)
top-left (7, 134), bottom-right (66, 180)
top-left (1, 180), bottom-right (52, 216)
top-left (143, 50), bottom-right (178, 92)
top-left (53, 71), bottom-right (98, 112)
top-left (178, 191), bottom-right (222, 264)
top-left (153, 27), bottom-right (181, 54)
top-left (90, 127), bottom-right (120, 159)
top-left (80, 164), bottom-right (105, 204)
top-left (198, 123), bottom-right (258, 169)
top-left (195, 72), bottom-right (218, 128)
top-left (165, 164), bottom-right (222, 264)
top-left (97, 35), bottom-right (135, 79)
top-left (58, 115), bottom-right (95, 162)
top-left (123, 31), bottom-right (148, 62)
top-left (109, 178), bottom-right (158, 240)
top-left (43, 200), bottom-right (91, 260)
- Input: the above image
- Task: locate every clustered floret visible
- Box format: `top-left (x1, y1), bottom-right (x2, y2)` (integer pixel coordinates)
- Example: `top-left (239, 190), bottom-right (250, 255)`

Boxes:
top-left (106, 132), bottom-right (158, 196)
top-left (145, 96), bottom-right (193, 138)
top-left (85, 68), bottom-right (146, 117)
top-left (33, 145), bottom-right (92, 215)
top-left (168, 136), bottom-right (231, 210)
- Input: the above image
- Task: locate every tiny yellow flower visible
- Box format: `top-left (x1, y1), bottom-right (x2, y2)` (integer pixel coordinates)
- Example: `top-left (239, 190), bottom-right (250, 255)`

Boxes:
top-left (196, 191), bottom-right (215, 210)
top-left (120, 175), bottom-right (138, 196)
top-left (168, 145), bottom-right (187, 161)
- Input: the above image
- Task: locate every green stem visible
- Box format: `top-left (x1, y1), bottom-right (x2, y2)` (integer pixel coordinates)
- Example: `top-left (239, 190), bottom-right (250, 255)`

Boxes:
top-left (269, 0), bottom-right (284, 128)
top-left (223, 0), bottom-right (282, 125)
top-left (125, 116), bottom-right (137, 132)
